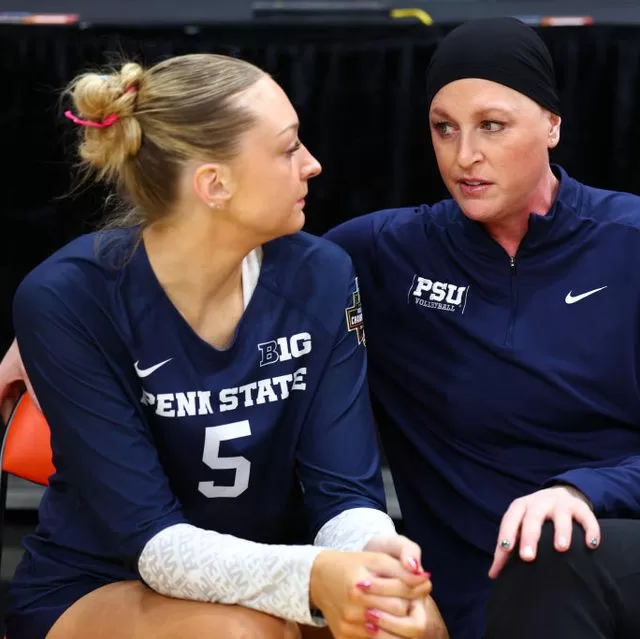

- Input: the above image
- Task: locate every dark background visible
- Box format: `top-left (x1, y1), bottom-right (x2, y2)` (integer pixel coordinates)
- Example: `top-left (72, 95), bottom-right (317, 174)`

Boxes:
top-left (4, 16), bottom-right (640, 353)
top-left (3, 2), bottom-right (640, 350)
top-left (4, 0), bottom-right (640, 25)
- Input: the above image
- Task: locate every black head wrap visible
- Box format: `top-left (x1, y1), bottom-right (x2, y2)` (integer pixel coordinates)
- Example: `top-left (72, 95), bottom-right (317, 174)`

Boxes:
top-left (426, 17), bottom-right (561, 116)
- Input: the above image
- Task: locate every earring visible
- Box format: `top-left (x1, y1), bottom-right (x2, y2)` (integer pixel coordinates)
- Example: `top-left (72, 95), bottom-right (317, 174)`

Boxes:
top-left (208, 201), bottom-right (218, 209)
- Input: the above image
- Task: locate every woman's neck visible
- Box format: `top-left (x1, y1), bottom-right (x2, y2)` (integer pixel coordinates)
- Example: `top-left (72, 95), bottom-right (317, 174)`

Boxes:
top-left (142, 210), bottom-right (256, 306)
top-left (484, 166), bottom-right (560, 258)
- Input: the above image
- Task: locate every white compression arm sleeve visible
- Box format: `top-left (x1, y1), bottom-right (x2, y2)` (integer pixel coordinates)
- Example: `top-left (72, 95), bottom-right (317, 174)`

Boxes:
top-left (138, 508), bottom-right (396, 624)
top-left (138, 523), bottom-right (324, 625)
top-left (314, 507), bottom-right (397, 551)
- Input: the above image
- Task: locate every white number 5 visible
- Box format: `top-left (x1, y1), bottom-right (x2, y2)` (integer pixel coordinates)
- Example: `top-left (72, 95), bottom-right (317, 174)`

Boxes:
top-left (198, 420), bottom-right (252, 498)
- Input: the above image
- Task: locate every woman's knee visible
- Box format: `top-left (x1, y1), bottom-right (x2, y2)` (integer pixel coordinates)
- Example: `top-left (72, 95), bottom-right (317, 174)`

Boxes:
top-left (183, 609), bottom-right (302, 639)
top-left (139, 593), bottom-right (304, 639)
top-left (487, 521), bottom-right (630, 638)
top-left (535, 520), bottom-right (597, 568)
top-left (494, 520), bottom-right (603, 599)
top-left (47, 580), bottom-right (305, 639)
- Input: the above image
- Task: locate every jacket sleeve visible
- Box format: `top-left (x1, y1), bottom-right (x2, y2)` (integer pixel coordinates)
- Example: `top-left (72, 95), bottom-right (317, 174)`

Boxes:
top-left (549, 458), bottom-right (640, 516)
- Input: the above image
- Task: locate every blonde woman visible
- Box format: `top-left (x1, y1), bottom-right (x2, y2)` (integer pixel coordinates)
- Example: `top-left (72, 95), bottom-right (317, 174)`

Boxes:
top-left (2, 55), bottom-right (444, 639)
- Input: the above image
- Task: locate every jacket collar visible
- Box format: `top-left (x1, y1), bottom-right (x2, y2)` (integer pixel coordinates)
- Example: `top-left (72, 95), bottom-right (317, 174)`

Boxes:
top-left (454, 165), bottom-right (583, 258)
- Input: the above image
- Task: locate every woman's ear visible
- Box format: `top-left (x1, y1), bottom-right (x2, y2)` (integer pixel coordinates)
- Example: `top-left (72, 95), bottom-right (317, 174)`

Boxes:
top-left (193, 162), bottom-right (233, 209)
top-left (548, 113), bottom-right (562, 149)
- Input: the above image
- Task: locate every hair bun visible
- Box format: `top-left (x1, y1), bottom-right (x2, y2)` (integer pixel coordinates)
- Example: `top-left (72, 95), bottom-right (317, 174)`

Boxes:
top-left (118, 62), bottom-right (144, 98)
top-left (65, 53), bottom-right (266, 228)
top-left (67, 62), bottom-right (145, 179)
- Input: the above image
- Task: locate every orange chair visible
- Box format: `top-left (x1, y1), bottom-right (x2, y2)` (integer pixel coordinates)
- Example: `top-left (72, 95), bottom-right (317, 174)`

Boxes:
top-left (0, 392), bottom-right (54, 586)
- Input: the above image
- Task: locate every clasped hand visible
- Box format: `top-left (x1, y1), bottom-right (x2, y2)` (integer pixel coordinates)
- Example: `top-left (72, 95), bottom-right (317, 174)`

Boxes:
top-left (310, 534), bottom-right (448, 638)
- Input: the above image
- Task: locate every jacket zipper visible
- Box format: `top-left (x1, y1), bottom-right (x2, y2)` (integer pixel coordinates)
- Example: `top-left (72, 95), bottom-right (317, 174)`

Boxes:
top-left (505, 255), bottom-right (518, 347)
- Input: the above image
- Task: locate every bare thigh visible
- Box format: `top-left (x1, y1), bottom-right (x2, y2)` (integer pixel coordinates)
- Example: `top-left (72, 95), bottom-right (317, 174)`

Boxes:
top-left (46, 580), bottom-right (333, 639)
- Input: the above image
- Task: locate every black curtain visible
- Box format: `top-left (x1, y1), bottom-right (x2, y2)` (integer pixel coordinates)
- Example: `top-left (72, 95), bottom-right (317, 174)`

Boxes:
top-left (2, 23), bottom-right (640, 349)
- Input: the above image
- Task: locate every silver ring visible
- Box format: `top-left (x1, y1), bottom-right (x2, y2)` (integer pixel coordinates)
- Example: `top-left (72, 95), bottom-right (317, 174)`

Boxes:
top-left (500, 538), bottom-right (511, 550)
top-left (589, 537), bottom-right (599, 547)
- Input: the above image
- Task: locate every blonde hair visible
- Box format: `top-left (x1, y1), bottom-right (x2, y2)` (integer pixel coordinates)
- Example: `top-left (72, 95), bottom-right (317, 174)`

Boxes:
top-left (65, 53), bottom-right (266, 228)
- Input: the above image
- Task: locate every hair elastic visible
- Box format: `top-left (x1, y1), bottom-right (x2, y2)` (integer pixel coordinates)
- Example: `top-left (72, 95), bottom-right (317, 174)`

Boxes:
top-left (64, 85), bottom-right (137, 129)
top-left (63, 111), bottom-right (120, 128)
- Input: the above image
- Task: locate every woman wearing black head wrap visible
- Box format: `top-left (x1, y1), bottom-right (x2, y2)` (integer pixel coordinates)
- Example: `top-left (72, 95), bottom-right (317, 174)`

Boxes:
top-left (425, 16), bottom-right (563, 256)
top-left (324, 16), bottom-right (640, 639)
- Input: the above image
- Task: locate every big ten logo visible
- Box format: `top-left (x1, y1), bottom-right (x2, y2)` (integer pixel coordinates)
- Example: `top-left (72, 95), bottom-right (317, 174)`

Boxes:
top-left (410, 276), bottom-right (469, 313)
top-left (258, 332), bottom-right (312, 367)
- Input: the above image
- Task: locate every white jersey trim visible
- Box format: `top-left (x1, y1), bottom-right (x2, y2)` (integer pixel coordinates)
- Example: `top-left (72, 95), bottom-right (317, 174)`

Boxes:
top-left (242, 246), bottom-right (263, 310)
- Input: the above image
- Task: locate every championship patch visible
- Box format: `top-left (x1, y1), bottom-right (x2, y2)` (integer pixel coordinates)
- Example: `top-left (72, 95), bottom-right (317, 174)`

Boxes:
top-left (345, 277), bottom-right (366, 346)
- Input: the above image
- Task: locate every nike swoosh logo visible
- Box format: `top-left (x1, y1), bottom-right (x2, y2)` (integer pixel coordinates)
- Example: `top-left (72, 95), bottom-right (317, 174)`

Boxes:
top-left (565, 286), bottom-right (607, 305)
top-left (134, 358), bottom-right (173, 378)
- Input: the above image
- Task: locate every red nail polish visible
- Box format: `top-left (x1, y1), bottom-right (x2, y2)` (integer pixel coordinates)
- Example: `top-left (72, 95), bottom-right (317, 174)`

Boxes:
top-left (365, 622), bottom-right (379, 635)
top-left (365, 609), bottom-right (382, 623)
top-left (357, 581), bottom-right (372, 591)
top-left (407, 557), bottom-right (419, 572)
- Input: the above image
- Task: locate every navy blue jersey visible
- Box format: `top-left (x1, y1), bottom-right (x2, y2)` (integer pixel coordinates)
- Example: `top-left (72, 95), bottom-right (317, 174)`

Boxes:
top-left (13, 229), bottom-right (385, 579)
top-left (325, 166), bottom-right (640, 639)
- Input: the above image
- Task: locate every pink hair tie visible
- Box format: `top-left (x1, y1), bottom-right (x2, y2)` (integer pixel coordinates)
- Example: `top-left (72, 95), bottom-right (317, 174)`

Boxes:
top-left (64, 85), bottom-right (136, 128)
top-left (64, 111), bottom-right (120, 129)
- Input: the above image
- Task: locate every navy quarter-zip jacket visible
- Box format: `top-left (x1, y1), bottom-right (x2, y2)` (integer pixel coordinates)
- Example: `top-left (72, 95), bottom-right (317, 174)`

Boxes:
top-left (325, 166), bottom-right (640, 639)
